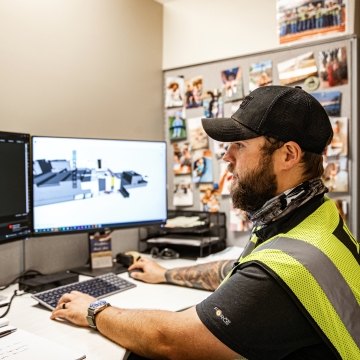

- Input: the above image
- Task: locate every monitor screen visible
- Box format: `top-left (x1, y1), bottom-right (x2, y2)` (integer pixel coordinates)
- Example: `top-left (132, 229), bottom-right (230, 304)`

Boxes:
top-left (0, 131), bottom-right (32, 244)
top-left (32, 136), bottom-right (167, 235)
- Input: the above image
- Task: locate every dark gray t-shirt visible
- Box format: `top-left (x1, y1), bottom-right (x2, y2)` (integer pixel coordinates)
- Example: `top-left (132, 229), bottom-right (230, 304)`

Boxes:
top-left (196, 264), bottom-right (338, 359)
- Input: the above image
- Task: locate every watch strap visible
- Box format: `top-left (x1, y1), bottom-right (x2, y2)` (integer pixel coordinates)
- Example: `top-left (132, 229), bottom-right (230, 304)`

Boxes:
top-left (86, 301), bottom-right (110, 330)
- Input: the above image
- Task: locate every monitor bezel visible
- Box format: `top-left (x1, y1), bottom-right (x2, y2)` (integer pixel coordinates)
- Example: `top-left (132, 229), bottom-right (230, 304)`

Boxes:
top-left (0, 130), bottom-right (33, 245)
top-left (31, 135), bottom-right (168, 237)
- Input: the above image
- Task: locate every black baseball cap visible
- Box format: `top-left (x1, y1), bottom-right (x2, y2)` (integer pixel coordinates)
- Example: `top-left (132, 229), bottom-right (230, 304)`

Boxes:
top-left (201, 85), bottom-right (333, 154)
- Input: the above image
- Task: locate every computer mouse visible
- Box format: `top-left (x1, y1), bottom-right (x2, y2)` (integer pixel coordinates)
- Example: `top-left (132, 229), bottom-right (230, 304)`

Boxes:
top-left (128, 268), bottom-right (144, 276)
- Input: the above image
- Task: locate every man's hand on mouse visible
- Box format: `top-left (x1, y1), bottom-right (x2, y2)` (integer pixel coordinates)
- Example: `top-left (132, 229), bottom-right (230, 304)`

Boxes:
top-left (128, 257), bottom-right (167, 284)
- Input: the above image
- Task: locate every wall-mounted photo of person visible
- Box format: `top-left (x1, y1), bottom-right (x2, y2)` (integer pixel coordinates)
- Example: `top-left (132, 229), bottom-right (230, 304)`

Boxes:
top-left (192, 149), bottom-right (213, 184)
top-left (172, 141), bottom-right (192, 176)
top-left (249, 59), bottom-right (273, 92)
top-left (319, 46), bottom-right (348, 88)
top-left (173, 175), bottom-right (193, 207)
top-left (203, 89), bottom-right (223, 119)
top-left (220, 66), bottom-right (244, 103)
top-left (165, 75), bottom-right (185, 108)
top-left (168, 109), bottom-right (187, 142)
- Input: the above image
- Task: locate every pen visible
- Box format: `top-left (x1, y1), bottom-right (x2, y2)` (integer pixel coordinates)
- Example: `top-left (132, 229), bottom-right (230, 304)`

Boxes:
top-left (0, 328), bottom-right (17, 338)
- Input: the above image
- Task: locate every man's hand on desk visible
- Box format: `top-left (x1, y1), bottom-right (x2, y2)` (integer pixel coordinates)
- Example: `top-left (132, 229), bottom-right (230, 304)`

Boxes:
top-left (127, 257), bottom-right (167, 284)
top-left (51, 291), bottom-right (95, 327)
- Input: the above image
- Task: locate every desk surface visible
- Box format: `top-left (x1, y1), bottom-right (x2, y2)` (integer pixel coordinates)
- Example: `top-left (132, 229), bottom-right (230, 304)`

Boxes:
top-left (2, 257), bottom-right (214, 360)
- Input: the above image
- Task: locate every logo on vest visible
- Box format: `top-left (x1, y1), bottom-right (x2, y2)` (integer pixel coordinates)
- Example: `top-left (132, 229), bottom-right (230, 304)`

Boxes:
top-left (214, 306), bottom-right (231, 326)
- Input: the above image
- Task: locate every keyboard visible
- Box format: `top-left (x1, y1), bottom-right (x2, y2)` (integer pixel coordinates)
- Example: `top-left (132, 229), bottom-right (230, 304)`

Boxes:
top-left (32, 272), bottom-right (136, 310)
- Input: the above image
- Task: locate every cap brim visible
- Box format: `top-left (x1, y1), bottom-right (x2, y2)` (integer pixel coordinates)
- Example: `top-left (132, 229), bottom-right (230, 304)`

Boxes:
top-left (201, 117), bottom-right (259, 142)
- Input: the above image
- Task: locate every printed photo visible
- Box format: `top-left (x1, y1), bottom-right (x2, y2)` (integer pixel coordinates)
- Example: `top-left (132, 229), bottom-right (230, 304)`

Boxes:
top-left (199, 184), bottom-right (220, 213)
top-left (173, 176), bottom-right (194, 207)
top-left (192, 149), bottom-right (213, 184)
top-left (203, 89), bottom-right (224, 118)
top-left (319, 46), bottom-right (348, 88)
top-left (277, 51), bottom-right (318, 86)
top-left (168, 109), bottom-right (187, 142)
top-left (188, 117), bottom-right (209, 151)
top-left (334, 198), bottom-right (349, 225)
top-left (218, 161), bottom-right (233, 196)
top-left (165, 76), bottom-right (184, 108)
top-left (221, 67), bottom-right (244, 102)
top-left (249, 60), bottom-right (273, 92)
top-left (310, 90), bottom-right (341, 116)
top-left (229, 200), bottom-right (253, 232)
top-left (322, 156), bottom-right (348, 193)
top-left (185, 76), bottom-right (203, 108)
top-left (213, 141), bottom-right (228, 160)
top-left (277, 0), bottom-right (347, 44)
top-left (325, 117), bottom-right (348, 157)
top-left (172, 142), bottom-right (192, 176)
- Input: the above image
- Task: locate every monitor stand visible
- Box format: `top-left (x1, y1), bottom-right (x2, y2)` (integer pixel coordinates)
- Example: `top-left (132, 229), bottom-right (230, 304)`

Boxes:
top-left (69, 262), bottom-right (128, 277)
top-left (69, 230), bottom-right (128, 277)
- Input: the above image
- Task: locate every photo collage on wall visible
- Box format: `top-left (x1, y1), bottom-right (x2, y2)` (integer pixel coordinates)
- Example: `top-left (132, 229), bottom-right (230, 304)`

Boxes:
top-left (165, 40), bottom-right (351, 232)
top-left (277, 0), bottom-right (347, 45)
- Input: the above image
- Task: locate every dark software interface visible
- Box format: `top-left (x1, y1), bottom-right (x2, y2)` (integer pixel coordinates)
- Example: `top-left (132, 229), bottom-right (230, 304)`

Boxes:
top-left (32, 136), bottom-right (167, 235)
top-left (0, 131), bottom-right (32, 244)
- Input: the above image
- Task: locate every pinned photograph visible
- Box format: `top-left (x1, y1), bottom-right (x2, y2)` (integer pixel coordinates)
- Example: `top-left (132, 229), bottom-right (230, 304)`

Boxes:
top-left (213, 141), bottom-right (228, 160)
top-left (311, 91), bottom-right (342, 116)
top-left (199, 184), bottom-right (220, 212)
top-left (172, 142), bottom-right (192, 176)
top-left (173, 176), bottom-right (193, 207)
top-left (249, 60), bottom-right (273, 92)
top-left (165, 76), bottom-right (184, 108)
top-left (277, 0), bottom-right (347, 44)
top-left (221, 67), bottom-right (244, 102)
top-left (168, 109), bottom-right (187, 142)
top-left (188, 117), bottom-right (209, 151)
top-left (319, 46), bottom-right (348, 88)
top-left (277, 51), bottom-right (318, 86)
top-left (325, 117), bottom-right (348, 157)
top-left (218, 161), bottom-right (233, 196)
top-left (334, 198), bottom-right (349, 225)
top-left (322, 156), bottom-right (348, 193)
top-left (192, 149), bottom-right (213, 184)
top-left (229, 200), bottom-right (253, 232)
top-left (203, 89), bottom-right (224, 118)
top-left (185, 76), bottom-right (203, 108)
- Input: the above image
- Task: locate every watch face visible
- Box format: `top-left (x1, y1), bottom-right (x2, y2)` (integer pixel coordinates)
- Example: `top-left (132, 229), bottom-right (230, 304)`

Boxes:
top-left (90, 300), bottom-right (108, 309)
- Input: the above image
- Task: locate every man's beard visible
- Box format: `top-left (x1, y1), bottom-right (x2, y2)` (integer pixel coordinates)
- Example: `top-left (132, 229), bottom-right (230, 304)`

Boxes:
top-left (230, 155), bottom-right (277, 213)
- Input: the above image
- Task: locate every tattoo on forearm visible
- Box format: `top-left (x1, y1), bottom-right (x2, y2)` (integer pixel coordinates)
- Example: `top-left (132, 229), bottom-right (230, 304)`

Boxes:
top-left (164, 260), bottom-right (235, 291)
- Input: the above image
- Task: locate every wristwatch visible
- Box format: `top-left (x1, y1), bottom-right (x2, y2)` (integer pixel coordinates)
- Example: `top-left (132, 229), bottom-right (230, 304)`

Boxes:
top-left (86, 300), bottom-right (111, 330)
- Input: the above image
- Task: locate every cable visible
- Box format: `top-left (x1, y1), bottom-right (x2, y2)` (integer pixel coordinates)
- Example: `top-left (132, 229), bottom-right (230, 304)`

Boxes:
top-left (0, 269), bottom-right (45, 318)
top-left (0, 289), bottom-right (28, 318)
top-left (0, 269), bottom-right (44, 291)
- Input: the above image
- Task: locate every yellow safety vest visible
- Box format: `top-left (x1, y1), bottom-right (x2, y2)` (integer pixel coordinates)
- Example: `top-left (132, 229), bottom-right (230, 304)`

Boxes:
top-left (226, 198), bottom-right (360, 359)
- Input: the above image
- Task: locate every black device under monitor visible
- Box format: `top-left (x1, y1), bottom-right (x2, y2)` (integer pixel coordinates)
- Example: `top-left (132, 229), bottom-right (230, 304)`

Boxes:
top-left (0, 131), bottom-right (32, 244)
top-left (31, 136), bottom-right (168, 276)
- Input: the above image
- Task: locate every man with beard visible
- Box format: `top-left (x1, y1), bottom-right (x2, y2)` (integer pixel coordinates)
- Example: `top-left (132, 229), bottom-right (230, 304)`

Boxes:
top-left (51, 86), bottom-right (359, 360)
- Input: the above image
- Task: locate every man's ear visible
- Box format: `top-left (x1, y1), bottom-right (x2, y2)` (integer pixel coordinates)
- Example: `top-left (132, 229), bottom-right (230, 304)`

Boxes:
top-left (279, 141), bottom-right (303, 169)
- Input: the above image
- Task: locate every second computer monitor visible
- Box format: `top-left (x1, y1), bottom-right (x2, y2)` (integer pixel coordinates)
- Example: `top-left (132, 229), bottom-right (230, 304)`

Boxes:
top-left (32, 136), bottom-right (167, 235)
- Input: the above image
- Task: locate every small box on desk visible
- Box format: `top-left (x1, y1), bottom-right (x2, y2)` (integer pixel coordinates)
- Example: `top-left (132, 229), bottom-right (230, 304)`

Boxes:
top-left (19, 271), bottom-right (79, 293)
top-left (138, 210), bottom-right (227, 259)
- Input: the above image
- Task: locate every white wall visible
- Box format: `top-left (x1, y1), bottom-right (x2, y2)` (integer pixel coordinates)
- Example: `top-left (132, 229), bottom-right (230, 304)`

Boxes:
top-left (0, 0), bottom-right (163, 140)
top-left (0, 0), bottom-right (163, 284)
top-left (162, 0), bottom-right (356, 69)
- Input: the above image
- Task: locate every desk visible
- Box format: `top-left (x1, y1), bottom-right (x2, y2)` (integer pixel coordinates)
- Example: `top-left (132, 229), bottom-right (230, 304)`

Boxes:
top-left (3, 257), bottom-right (213, 360)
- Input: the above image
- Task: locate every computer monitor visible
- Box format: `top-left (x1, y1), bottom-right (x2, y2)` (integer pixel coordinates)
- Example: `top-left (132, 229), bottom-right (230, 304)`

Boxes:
top-left (0, 131), bottom-right (32, 244)
top-left (32, 136), bottom-right (167, 235)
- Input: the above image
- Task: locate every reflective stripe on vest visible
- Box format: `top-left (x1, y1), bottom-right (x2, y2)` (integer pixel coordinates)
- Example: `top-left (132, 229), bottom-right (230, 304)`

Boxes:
top-left (239, 199), bottom-right (360, 359)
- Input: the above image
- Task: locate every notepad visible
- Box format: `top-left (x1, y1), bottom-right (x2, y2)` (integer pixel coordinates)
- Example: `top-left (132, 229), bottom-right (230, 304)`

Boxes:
top-left (0, 327), bottom-right (86, 359)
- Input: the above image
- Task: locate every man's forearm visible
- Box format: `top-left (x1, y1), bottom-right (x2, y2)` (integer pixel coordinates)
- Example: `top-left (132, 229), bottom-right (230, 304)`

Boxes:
top-left (96, 306), bottom-right (239, 360)
top-left (164, 259), bottom-right (235, 291)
